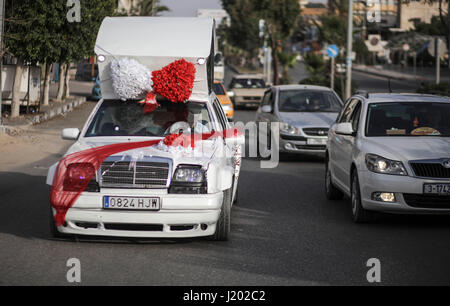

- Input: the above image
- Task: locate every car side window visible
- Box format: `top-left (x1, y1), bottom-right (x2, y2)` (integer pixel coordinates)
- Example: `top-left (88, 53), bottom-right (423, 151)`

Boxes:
top-left (349, 102), bottom-right (362, 132)
top-left (261, 90), bottom-right (272, 106)
top-left (213, 98), bottom-right (227, 131)
top-left (339, 99), bottom-right (359, 123)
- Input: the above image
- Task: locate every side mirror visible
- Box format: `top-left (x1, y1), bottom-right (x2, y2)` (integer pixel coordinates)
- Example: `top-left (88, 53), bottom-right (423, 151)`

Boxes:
top-left (214, 53), bottom-right (222, 63)
top-left (335, 122), bottom-right (354, 136)
top-left (228, 91), bottom-right (234, 98)
top-left (62, 128), bottom-right (80, 140)
top-left (261, 105), bottom-right (272, 113)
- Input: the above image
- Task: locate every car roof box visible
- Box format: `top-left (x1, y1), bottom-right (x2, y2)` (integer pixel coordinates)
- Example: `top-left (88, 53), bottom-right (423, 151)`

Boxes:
top-left (94, 17), bottom-right (216, 101)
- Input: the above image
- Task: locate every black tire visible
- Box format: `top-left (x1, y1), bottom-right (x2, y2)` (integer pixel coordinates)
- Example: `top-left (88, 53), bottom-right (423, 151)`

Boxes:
top-left (212, 188), bottom-right (232, 241)
top-left (351, 171), bottom-right (375, 223)
top-left (325, 156), bottom-right (344, 200)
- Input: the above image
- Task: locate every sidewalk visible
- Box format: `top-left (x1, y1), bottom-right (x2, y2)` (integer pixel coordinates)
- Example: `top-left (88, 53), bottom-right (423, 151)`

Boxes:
top-left (353, 64), bottom-right (450, 83)
top-left (1, 80), bottom-right (93, 135)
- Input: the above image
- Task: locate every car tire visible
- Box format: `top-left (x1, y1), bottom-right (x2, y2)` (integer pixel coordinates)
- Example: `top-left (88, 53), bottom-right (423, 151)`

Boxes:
top-left (351, 171), bottom-right (375, 223)
top-left (325, 157), bottom-right (344, 200)
top-left (212, 188), bottom-right (232, 241)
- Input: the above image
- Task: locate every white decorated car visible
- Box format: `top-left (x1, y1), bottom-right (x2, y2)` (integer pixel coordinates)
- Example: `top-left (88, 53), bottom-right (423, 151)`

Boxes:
top-left (46, 17), bottom-right (243, 240)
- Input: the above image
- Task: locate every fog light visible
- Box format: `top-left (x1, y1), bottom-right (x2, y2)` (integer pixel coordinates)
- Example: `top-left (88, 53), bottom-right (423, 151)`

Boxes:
top-left (285, 143), bottom-right (294, 150)
top-left (372, 192), bottom-right (396, 203)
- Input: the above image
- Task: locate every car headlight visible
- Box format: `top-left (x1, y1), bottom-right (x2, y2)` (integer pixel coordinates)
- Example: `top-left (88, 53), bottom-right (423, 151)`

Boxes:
top-left (280, 122), bottom-right (300, 135)
top-left (365, 154), bottom-right (407, 176)
top-left (221, 104), bottom-right (233, 112)
top-left (170, 165), bottom-right (207, 194)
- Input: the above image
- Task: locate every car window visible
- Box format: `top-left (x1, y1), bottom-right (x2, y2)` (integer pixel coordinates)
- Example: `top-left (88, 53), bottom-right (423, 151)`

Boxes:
top-left (85, 100), bottom-right (212, 137)
top-left (366, 102), bottom-right (450, 137)
top-left (350, 102), bottom-right (362, 132)
top-left (230, 78), bottom-right (266, 89)
top-left (261, 90), bottom-right (272, 106)
top-left (278, 90), bottom-right (342, 113)
top-left (213, 83), bottom-right (225, 95)
top-left (339, 99), bottom-right (359, 123)
top-left (213, 98), bottom-right (228, 130)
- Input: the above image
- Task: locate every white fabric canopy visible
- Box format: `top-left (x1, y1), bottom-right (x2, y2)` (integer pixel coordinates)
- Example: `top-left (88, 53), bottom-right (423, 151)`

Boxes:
top-left (94, 17), bottom-right (215, 101)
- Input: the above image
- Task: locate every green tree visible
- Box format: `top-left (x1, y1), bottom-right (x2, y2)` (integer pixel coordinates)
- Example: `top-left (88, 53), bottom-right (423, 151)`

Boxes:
top-left (5, 0), bottom-right (64, 116)
top-left (254, 0), bottom-right (300, 85)
top-left (278, 52), bottom-right (298, 84)
top-left (57, 0), bottom-right (117, 99)
top-left (139, 0), bottom-right (170, 16)
top-left (315, 15), bottom-right (347, 49)
top-left (221, 0), bottom-right (262, 65)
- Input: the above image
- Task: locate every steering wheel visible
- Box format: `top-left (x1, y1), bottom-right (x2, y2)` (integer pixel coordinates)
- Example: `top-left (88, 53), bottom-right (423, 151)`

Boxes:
top-left (165, 121), bottom-right (191, 135)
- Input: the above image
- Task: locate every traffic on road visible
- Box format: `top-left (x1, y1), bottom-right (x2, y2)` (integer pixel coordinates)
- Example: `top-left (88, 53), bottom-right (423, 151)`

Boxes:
top-left (2, 0), bottom-right (450, 295)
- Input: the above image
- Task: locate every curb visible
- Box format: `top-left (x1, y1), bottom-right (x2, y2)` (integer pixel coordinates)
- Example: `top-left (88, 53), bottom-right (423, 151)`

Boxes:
top-left (353, 67), bottom-right (427, 82)
top-left (0, 96), bottom-right (87, 136)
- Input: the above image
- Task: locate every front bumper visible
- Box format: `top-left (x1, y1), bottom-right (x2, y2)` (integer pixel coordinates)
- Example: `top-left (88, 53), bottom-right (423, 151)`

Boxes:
top-left (279, 134), bottom-right (327, 155)
top-left (53, 190), bottom-right (223, 238)
top-left (234, 96), bottom-right (262, 107)
top-left (359, 170), bottom-right (450, 214)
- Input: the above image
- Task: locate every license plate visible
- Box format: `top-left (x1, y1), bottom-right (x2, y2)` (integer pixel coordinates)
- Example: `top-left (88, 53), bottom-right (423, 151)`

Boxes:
top-left (307, 138), bottom-right (327, 145)
top-left (423, 184), bottom-right (450, 195)
top-left (103, 196), bottom-right (160, 211)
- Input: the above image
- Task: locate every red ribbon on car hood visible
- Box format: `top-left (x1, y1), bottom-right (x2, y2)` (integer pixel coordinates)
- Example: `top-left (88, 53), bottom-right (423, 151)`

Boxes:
top-left (50, 128), bottom-right (241, 226)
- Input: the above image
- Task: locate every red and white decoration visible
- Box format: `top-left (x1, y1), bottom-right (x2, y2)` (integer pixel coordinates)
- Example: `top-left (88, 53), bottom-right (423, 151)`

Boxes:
top-left (110, 58), bottom-right (196, 113)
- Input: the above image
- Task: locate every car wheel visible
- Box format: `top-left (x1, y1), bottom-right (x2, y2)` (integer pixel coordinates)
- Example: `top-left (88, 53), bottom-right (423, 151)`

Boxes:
top-left (212, 188), bottom-right (232, 241)
top-left (351, 171), bottom-right (375, 223)
top-left (325, 157), bottom-right (344, 200)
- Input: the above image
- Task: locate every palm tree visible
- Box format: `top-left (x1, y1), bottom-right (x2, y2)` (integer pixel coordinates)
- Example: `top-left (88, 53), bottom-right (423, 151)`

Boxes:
top-left (139, 0), bottom-right (170, 16)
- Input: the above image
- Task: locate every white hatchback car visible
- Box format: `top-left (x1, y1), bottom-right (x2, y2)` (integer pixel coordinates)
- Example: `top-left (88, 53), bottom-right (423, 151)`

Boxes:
top-left (325, 93), bottom-right (450, 222)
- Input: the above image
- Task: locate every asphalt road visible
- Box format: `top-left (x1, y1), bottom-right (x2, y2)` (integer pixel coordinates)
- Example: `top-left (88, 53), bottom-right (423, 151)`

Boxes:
top-left (1, 73), bottom-right (450, 286)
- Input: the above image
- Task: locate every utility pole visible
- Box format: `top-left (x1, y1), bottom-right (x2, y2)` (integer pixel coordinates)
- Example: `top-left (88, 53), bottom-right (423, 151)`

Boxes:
top-left (435, 37), bottom-right (440, 84)
top-left (345, 0), bottom-right (354, 100)
top-left (0, 0), bottom-right (5, 126)
top-left (331, 57), bottom-right (335, 90)
top-left (152, 0), bottom-right (156, 16)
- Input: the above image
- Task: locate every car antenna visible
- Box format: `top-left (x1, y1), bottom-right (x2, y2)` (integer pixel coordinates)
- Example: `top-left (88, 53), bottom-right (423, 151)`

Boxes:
top-left (388, 78), bottom-right (393, 93)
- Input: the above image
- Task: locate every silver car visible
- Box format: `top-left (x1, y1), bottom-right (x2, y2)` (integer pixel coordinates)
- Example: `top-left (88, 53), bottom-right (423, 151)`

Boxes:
top-left (256, 85), bottom-right (343, 155)
top-left (326, 93), bottom-right (450, 222)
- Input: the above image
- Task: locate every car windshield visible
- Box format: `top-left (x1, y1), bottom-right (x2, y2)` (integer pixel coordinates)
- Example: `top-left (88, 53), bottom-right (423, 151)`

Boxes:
top-left (366, 102), bottom-right (450, 137)
top-left (85, 100), bottom-right (213, 137)
top-left (231, 78), bottom-right (265, 89)
top-left (278, 90), bottom-right (342, 112)
top-left (213, 83), bottom-right (225, 95)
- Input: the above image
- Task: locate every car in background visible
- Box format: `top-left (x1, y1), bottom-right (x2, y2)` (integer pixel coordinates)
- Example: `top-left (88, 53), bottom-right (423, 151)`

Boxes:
top-left (325, 93), bottom-right (450, 222)
top-left (256, 85), bottom-right (343, 155)
top-left (213, 81), bottom-right (234, 121)
top-left (229, 74), bottom-right (266, 109)
top-left (75, 63), bottom-right (98, 81)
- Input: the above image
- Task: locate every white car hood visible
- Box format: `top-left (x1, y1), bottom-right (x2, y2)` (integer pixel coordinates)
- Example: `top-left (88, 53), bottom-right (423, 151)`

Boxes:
top-left (65, 137), bottom-right (220, 167)
top-left (362, 137), bottom-right (450, 161)
top-left (279, 112), bottom-right (338, 128)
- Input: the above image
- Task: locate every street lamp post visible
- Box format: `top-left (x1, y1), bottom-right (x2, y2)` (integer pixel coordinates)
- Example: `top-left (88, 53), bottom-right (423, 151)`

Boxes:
top-left (345, 0), bottom-right (354, 100)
